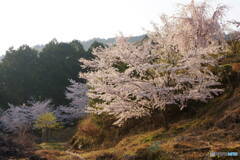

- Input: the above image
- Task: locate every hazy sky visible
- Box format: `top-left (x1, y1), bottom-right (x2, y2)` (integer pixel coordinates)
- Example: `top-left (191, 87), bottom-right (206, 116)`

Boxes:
top-left (0, 0), bottom-right (239, 55)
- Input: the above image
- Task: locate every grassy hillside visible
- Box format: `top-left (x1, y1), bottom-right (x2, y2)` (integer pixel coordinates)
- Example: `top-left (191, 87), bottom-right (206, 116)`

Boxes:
top-left (33, 86), bottom-right (240, 160)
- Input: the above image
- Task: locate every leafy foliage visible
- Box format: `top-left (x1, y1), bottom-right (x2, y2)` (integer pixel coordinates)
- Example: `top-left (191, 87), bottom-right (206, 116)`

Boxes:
top-left (0, 39), bottom-right (91, 108)
top-left (34, 112), bottom-right (61, 130)
top-left (0, 46), bottom-right (39, 106)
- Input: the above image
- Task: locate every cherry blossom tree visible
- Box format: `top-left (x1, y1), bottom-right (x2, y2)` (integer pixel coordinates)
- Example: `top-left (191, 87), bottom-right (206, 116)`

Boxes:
top-left (0, 105), bottom-right (31, 136)
top-left (0, 100), bottom-right (51, 135)
top-left (66, 80), bottom-right (88, 108)
top-left (54, 80), bottom-right (88, 124)
top-left (0, 80), bottom-right (88, 131)
top-left (80, 0), bottom-right (226, 126)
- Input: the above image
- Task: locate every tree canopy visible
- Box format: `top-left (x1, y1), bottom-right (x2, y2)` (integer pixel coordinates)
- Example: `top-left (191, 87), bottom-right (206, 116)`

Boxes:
top-left (0, 39), bottom-right (95, 108)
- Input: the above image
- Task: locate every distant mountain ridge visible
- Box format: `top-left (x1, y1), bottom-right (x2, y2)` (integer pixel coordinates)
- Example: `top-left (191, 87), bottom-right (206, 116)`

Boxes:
top-left (33, 44), bottom-right (45, 52)
top-left (33, 34), bottom-right (146, 52)
top-left (80, 34), bottom-right (146, 50)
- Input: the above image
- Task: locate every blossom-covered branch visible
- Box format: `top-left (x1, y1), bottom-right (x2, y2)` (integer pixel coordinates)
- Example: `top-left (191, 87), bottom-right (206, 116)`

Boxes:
top-left (80, 0), bottom-right (226, 126)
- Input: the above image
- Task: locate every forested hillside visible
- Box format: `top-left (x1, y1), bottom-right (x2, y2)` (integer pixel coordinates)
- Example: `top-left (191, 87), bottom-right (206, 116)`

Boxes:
top-left (0, 39), bottom-right (94, 108)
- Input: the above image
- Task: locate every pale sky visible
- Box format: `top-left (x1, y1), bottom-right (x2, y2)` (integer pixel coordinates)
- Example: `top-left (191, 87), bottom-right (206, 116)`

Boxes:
top-left (0, 0), bottom-right (239, 55)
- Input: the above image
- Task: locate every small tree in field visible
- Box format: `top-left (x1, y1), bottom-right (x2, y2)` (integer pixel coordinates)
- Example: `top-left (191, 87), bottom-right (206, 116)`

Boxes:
top-left (80, 0), bottom-right (227, 127)
top-left (34, 112), bottom-right (61, 141)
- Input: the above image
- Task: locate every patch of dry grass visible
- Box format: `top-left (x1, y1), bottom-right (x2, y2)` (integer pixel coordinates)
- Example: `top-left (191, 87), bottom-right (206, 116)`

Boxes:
top-left (34, 88), bottom-right (240, 160)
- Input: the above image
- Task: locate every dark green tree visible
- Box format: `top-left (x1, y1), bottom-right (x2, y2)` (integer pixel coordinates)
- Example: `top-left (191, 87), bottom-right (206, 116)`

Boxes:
top-left (0, 46), bottom-right (39, 106)
top-left (37, 39), bottom-right (86, 105)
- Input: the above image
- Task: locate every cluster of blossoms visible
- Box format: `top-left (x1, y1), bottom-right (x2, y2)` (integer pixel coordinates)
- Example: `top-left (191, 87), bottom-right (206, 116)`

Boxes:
top-left (80, 0), bottom-right (227, 126)
top-left (0, 80), bottom-right (88, 134)
top-left (0, 100), bottom-right (51, 135)
top-left (0, 1), bottom-right (233, 130)
top-left (54, 80), bottom-right (88, 124)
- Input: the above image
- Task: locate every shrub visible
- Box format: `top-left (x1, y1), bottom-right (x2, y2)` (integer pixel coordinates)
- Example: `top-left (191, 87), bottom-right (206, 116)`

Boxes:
top-left (71, 114), bottom-right (121, 149)
top-left (79, 116), bottom-right (100, 137)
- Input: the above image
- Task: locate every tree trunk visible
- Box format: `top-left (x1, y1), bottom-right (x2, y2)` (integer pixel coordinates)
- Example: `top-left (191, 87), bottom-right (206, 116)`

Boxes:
top-left (41, 128), bottom-right (46, 142)
top-left (148, 110), bottom-right (169, 130)
top-left (46, 129), bottom-right (51, 142)
top-left (161, 110), bottom-right (169, 130)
